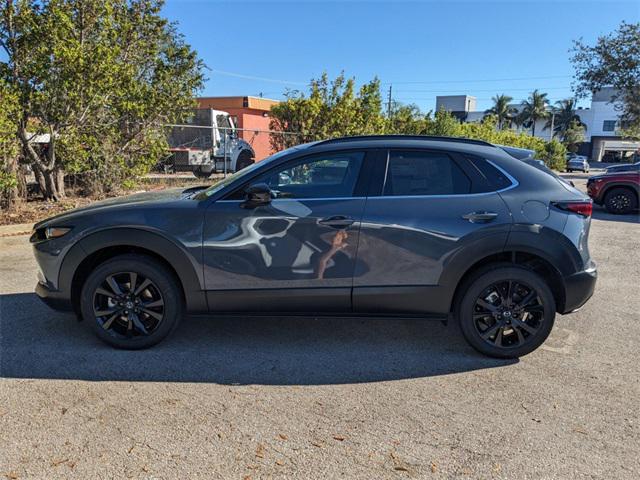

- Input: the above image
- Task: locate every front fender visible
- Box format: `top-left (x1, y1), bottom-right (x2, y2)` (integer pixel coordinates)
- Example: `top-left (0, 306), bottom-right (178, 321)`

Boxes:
top-left (59, 227), bottom-right (207, 313)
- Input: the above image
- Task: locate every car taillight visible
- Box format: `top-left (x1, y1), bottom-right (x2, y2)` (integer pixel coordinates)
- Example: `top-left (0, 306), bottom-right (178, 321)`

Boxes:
top-left (552, 200), bottom-right (593, 217)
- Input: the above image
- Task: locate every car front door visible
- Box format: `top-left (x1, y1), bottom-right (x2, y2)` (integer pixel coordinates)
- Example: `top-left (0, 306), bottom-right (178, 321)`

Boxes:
top-left (202, 150), bottom-right (370, 313)
top-left (353, 149), bottom-right (514, 315)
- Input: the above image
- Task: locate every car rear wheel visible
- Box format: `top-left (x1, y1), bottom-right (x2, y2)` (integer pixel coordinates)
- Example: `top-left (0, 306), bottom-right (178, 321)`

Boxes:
top-left (604, 187), bottom-right (637, 215)
top-left (456, 266), bottom-right (555, 358)
top-left (80, 254), bottom-right (183, 349)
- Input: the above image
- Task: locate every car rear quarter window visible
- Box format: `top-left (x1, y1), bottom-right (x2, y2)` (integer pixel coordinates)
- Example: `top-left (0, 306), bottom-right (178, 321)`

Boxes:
top-left (384, 150), bottom-right (471, 196)
top-left (465, 155), bottom-right (513, 191)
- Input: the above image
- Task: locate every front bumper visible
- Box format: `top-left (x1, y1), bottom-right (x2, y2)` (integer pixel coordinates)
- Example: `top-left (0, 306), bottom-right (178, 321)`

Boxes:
top-left (561, 265), bottom-right (597, 314)
top-left (35, 281), bottom-right (73, 311)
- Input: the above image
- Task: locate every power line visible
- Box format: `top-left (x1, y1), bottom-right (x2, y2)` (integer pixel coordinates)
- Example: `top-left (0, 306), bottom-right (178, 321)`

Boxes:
top-left (393, 86), bottom-right (573, 93)
top-left (209, 69), bottom-right (307, 86)
top-left (207, 68), bottom-right (573, 89)
top-left (381, 75), bottom-right (572, 85)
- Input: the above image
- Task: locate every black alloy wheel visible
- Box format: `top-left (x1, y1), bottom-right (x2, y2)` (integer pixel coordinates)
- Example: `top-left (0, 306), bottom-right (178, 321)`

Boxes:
top-left (472, 280), bottom-right (544, 349)
top-left (456, 265), bottom-right (555, 358)
top-left (604, 188), bottom-right (637, 215)
top-left (81, 254), bottom-right (182, 349)
top-left (93, 271), bottom-right (165, 339)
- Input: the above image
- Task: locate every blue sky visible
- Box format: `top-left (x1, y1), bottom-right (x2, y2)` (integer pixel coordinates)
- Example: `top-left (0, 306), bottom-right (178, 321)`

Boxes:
top-left (166, 1), bottom-right (638, 112)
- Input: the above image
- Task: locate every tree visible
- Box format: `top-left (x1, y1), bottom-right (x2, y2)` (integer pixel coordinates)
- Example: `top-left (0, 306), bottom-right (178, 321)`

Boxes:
top-left (269, 73), bottom-right (385, 151)
top-left (519, 90), bottom-right (550, 136)
top-left (0, 0), bottom-right (203, 201)
top-left (0, 80), bottom-right (20, 208)
top-left (386, 102), bottom-right (425, 134)
top-left (485, 94), bottom-right (516, 129)
top-left (562, 120), bottom-right (586, 153)
top-left (545, 98), bottom-right (586, 140)
top-left (571, 21), bottom-right (640, 139)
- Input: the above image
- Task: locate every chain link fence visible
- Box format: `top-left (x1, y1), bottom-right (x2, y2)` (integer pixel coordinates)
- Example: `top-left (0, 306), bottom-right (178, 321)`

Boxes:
top-left (162, 110), bottom-right (303, 177)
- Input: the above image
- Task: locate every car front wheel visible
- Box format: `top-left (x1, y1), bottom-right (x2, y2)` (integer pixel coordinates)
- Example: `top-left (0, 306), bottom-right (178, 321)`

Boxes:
top-left (456, 265), bottom-right (556, 358)
top-left (80, 254), bottom-right (183, 349)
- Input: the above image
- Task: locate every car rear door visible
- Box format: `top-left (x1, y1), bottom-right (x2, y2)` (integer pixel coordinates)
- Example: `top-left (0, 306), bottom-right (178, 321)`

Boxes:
top-left (352, 148), bottom-right (514, 315)
top-left (202, 149), bottom-right (373, 313)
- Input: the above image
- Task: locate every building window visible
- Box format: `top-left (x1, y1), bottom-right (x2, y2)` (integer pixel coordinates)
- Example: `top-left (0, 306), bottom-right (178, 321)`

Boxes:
top-left (603, 120), bottom-right (617, 132)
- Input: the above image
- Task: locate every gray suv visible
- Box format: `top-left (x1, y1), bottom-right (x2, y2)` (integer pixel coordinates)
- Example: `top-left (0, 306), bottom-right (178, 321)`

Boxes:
top-left (31, 136), bottom-right (597, 358)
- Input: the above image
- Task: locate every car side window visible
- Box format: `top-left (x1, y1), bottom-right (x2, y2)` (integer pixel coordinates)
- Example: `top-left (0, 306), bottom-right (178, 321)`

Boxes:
top-left (250, 151), bottom-right (365, 199)
top-left (383, 150), bottom-right (471, 196)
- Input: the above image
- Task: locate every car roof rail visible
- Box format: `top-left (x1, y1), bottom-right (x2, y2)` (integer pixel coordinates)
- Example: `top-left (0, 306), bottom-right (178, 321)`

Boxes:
top-left (314, 135), bottom-right (497, 148)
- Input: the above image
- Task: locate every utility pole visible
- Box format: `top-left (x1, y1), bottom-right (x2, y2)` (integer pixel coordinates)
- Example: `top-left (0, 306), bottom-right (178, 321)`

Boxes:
top-left (549, 112), bottom-right (555, 141)
top-left (387, 85), bottom-right (393, 119)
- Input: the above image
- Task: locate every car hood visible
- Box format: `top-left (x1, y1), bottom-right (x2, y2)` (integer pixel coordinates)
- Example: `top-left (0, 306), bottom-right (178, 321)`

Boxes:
top-left (34, 186), bottom-right (207, 228)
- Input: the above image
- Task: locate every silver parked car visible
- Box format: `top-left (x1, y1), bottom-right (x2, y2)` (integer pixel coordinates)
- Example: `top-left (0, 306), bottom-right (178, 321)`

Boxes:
top-left (566, 155), bottom-right (590, 173)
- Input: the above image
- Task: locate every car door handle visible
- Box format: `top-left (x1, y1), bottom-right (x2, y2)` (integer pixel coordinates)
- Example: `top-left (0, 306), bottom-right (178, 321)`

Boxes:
top-left (462, 211), bottom-right (499, 223)
top-left (318, 215), bottom-right (355, 228)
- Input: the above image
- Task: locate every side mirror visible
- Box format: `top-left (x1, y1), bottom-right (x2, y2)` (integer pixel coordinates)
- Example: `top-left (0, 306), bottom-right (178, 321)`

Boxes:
top-left (241, 183), bottom-right (272, 208)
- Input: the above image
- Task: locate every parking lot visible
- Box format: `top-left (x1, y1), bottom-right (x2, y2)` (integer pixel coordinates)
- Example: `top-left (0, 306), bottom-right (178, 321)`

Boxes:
top-left (1, 171), bottom-right (639, 479)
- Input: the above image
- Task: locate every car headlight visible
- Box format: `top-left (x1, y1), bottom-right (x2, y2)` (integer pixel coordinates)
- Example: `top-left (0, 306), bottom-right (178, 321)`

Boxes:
top-left (30, 226), bottom-right (73, 243)
top-left (45, 226), bottom-right (72, 239)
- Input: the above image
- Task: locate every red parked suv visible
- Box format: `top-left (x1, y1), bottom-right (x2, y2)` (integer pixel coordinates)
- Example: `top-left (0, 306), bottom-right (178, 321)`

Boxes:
top-left (587, 171), bottom-right (640, 214)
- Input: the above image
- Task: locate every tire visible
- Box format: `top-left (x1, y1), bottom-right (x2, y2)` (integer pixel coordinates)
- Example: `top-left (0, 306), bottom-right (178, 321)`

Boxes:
top-left (455, 265), bottom-right (556, 359)
top-left (567, 169), bottom-right (573, 173)
top-left (604, 187), bottom-right (637, 215)
top-left (193, 167), bottom-right (212, 179)
top-left (80, 254), bottom-right (183, 349)
top-left (235, 151), bottom-right (254, 172)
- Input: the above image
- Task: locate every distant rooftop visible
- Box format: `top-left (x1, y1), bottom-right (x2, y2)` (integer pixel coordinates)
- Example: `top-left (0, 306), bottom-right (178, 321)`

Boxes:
top-left (197, 96), bottom-right (279, 112)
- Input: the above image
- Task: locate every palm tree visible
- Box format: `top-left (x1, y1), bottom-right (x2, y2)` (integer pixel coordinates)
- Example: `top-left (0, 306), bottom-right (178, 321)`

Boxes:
top-left (485, 94), bottom-right (517, 129)
top-left (519, 90), bottom-right (550, 136)
top-left (545, 98), bottom-right (586, 141)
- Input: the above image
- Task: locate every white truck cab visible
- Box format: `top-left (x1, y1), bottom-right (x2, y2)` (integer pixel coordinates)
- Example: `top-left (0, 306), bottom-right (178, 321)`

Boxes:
top-left (167, 109), bottom-right (255, 178)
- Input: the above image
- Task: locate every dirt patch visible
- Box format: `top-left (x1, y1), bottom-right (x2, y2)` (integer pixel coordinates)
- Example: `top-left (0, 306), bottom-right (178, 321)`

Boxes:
top-left (0, 198), bottom-right (97, 226)
top-left (1, 176), bottom-right (214, 226)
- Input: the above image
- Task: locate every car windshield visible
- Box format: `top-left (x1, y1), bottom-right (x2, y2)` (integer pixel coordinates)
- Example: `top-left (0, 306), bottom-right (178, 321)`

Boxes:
top-left (193, 146), bottom-right (303, 200)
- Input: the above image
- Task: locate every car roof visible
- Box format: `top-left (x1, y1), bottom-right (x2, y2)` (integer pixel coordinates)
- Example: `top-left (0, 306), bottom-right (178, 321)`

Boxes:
top-left (299, 135), bottom-right (503, 157)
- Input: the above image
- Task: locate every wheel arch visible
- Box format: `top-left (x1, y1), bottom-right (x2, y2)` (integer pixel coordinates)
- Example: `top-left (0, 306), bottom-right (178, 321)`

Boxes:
top-left (601, 183), bottom-right (639, 202)
top-left (442, 228), bottom-right (577, 315)
top-left (448, 250), bottom-right (567, 315)
top-left (60, 228), bottom-right (207, 316)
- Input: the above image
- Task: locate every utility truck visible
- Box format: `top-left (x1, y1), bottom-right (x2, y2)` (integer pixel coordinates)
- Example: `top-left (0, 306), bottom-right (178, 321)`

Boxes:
top-left (167, 109), bottom-right (255, 178)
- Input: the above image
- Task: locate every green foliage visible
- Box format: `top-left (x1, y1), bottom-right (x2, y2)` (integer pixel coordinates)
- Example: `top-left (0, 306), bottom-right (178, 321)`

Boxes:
top-left (0, 0), bottom-right (204, 199)
top-left (518, 90), bottom-right (550, 136)
top-left (545, 99), bottom-right (586, 139)
top-left (484, 94), bottom-right (517, 130)
top-left (571, 21), bottom-right (640, 136)
top-left (0, 80), bottom-right (20, 207)
top-left (539, 139), bottom-right (567, 171)
top-left (386, 102), bottom-right (425, 134)
top-left (561, 120), bottom-right (586, 153)
top-left (269, 72), bottom-right (385, 150)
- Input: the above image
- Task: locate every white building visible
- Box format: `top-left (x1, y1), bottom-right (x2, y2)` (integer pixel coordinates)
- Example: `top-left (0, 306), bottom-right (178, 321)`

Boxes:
top-left (436, 87), bottom-right (640, 162)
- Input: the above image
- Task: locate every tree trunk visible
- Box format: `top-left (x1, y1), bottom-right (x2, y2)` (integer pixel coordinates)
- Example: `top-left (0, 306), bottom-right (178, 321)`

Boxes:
top-left (18, 126), bottom-right (65, 201)
top-left (1, 155), bottom-right (21, 209)
top-left (33, 164), bottom-right (65, 201)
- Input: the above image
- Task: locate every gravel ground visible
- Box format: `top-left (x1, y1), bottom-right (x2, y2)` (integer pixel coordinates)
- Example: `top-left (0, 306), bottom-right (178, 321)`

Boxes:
top-left (1, 172), bottom-right (639, 479)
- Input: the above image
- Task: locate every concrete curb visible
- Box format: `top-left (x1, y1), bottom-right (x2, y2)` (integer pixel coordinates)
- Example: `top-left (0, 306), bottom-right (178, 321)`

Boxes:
top-left (0, 222), bottom-right (33, 237)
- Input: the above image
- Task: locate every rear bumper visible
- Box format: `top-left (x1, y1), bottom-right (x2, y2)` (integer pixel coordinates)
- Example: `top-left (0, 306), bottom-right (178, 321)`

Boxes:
top-left (35, 282), bottom-right (73, 311)
top-left (561, 265), bottom-right (597, 314)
